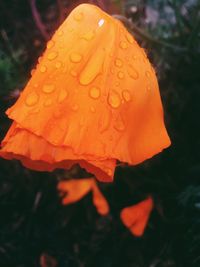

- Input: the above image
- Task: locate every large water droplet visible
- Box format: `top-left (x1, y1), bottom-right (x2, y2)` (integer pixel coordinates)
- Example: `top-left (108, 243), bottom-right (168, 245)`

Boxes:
top-left (40, 65), bottom-right (47, 73)
top-left (117, 71), bottom-right (124, 79)
top-left (107, 90), bottom-right (121, 109)
top-left (125, 32), bottom-right (134, 44)
top-left (72, 104), bottom-right (79, 111)
top-left (98, 19), bottom-right (105, 27)
top-left (90, 106), bottom-right (96, 113)
top-left (25, 92), bottom-right (39, 106)
top-left (58, 89), bottom-right (68, 103)
top-left (79, 50), bottom-right (105, 85)
top-left (127, 65), bottom-right (139, 79)
top-left (114, 115), bottom-right (125, 132)
top-left (42, 84), bottom-right (55, 94)
top-left (74, 12), bottom-right (84, 21)
top-left (70, 53), bottom-right (82, 63)
top-left (47, 40), bottom-right (54, 49)
top-left (44, 98), bottom-right (52, 107)
top-left (145, 71), bottom-right (151, 78)
top-left (89, 87), bottom-right (100, 99)
top-left (115, 58), bottom-right (123, 68)
top-left (47, 51), bottom-right (58, 61)
top-left (81, 30), bottom-right (95, 41)
top-left (55, 61), bottom-right (62, 69)
top-left (122, 90), bottom-right (132, 102)
top-left (119, 41), bottom-right (128, 49)
top-left (98, 110), bottom-right (111, 133)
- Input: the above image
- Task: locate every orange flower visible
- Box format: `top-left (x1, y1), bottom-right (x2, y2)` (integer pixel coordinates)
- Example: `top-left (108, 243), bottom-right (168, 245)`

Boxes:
top-left (0, 4), bottom-right (171, 182)
top-left (57, 178), bottom-right (109, 215)
top-left (120, 196), bottom-right (154, 236)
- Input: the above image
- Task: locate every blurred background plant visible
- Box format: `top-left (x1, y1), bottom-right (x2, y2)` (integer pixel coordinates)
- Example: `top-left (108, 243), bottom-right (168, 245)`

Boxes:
top-left (0, 0), bottom-right (200, 266)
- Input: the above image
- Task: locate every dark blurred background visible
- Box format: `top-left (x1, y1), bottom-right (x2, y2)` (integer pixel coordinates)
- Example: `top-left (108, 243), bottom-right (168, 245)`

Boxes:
top-left (0, 0), bottom-right (200, 266)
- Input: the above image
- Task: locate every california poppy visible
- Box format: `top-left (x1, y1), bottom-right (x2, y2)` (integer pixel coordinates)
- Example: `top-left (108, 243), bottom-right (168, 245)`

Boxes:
top-left (58, 178), bottom-right (109, 215)
top-left (120, 196), bottom-right (154, 236)
top-left (0, 4), bottom-right (171, 182)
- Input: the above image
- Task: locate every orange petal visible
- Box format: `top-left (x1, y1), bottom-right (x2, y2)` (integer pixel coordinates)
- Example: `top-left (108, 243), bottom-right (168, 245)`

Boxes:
top-left (120, 196), bottom-right (153, 236)
top-left (0, 4), bottom-right (171, 182)
top-left (57, 178), bottom-right (109, 215)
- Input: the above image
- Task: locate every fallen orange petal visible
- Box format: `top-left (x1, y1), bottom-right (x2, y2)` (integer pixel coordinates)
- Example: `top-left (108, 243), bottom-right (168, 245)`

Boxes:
top-left (120, 196), bottom-right (154, 236)
top-left (57, 178), bottom-right (109, 215)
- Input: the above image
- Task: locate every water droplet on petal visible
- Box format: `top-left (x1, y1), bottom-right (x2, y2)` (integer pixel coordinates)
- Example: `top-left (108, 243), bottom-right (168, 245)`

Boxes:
top-left (47, 51), bottom-right (58, 61)
top-left (125, 32), bottom-right (134, 44)
top-left (145, 71), bottom-right (151, 78)
top-left (146, 85), bottom-right (151, 91)
top-left (74, 12), bottom-right (83, 21)
top-left (58, 30), bottom-right (63, 36)
top-left (90, 106), bottom-right (96, 113)
top-left (26, 92), bottom-right (39, 106)
top-left (98, 19), bottom-right (105, 27)
top-left (127, 65), bottom-right (139, 79)
top-left (44, 98), bottom-right (52, 107)
top-left (38, 57), bottom-right (42, 63)
top-left (79, 50), bottom-right (105, 85)
top-left (114, 115), bottom-right (125, 132)
top-left (115, 58), bottom-right (123, 68)
top-left (58, 89), bottom-right (68, 103)
top-left (81, 30), bottom-right (95, 41)
top-left (122, 90), bottom-right (132, 102)
top-left (70, 53), bottom-right (82, 63)
top-left (117, 71), bottom-right (124, 79)
top-left (108, 90), bottom-right (121, 109)
top-left (31, 69), bottom-right (36, 76)
top-left (42, 84), bottom-right (55, 94)
top-left (55, 61), bottom-right (62, 69)
top-left (70, 70), bottom-right (78, 77)
top-left (98, 110), bottom-right (111, 133)
top-left (40, 65), bottom-right (47, 73)
top-left (119, 41), bottom-right (128, 49)
top-left (89, 87), bottom-right (100, 99)
top-left (72, 104), bottom-right (79, 111)
top-left (47, 40), bottom-right (54, 49)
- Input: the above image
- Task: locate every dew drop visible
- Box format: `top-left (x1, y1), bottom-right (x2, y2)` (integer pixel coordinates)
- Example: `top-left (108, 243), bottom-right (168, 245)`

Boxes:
top-left (119, 41), bottom-right (128, 49)
top-left (55, 61), bottom-right (62, 69)
top-left (117, 71), bottom-right (124, 79)
top-left (90, 106), bottom-right (96, 113)
top-left (70, 53), bottom-right (82, 63)
top-left (107, 90), bottom-right (121, 109)
top-left (79, 50), bottom-right (105, 85)
top-left (89, 87), bottom-right (100, 99)
top-left (114, 115), bottom-right (125, 132)
top-left (122, 90), bottom-right (132, 102)
top-left (25, 92), bottom-right (39, 106)
top-left (44, 98), bottom-right (52, 107)
top-left (58, 89), bottom-right (68, 103)
top-left (127, 65), bottom-right (139, 79)
top-left (74, 12), bottom-right (83, 21)
top-left (81, 30), bottom-right (95, 41)
top-left (31, 69), bottom-right (36, 76)
top-left (98, 110), bottom-right (111, 133)
top-left (115, 58), bottom-right (123, 68)
top-left (145, 71), bottom-right (151, 78)
top-left (125, 32), bottom-right (134, 44)
top-left (98, 19), bottom-right (105, 27)
top-left (146, 85), bottom-right (151, 91)
top-left (42, 84), bottom-right (55, 94)
top-left (47, 40), bottom-right (54, 49)
top-left (106, 168), bottom-right (112, 176)
top-left (72, 104), bottom-right (79, 111)
top-left (47, 51), bottom-right (58, 61)
top-left (40, 65), bottom-right (47, 73)
top-left (110, 68), bottom-right (115, 74)
top-left (38, 57), bottom-right (42, 63)
top-left (70, 70), bottom-right (78, 77)
top-left (58, 30), bottom-right (63, 36)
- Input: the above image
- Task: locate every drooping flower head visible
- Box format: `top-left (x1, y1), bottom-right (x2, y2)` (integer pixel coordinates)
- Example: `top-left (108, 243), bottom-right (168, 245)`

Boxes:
top-left (0, 4), bottom-right (171, 182)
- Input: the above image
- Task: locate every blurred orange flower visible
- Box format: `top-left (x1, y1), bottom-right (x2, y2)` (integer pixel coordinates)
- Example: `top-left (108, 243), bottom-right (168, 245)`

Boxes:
top-left (57, 178), bottom-right (109, 215)
top-left (120, 196), bottom-right (154, 236)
